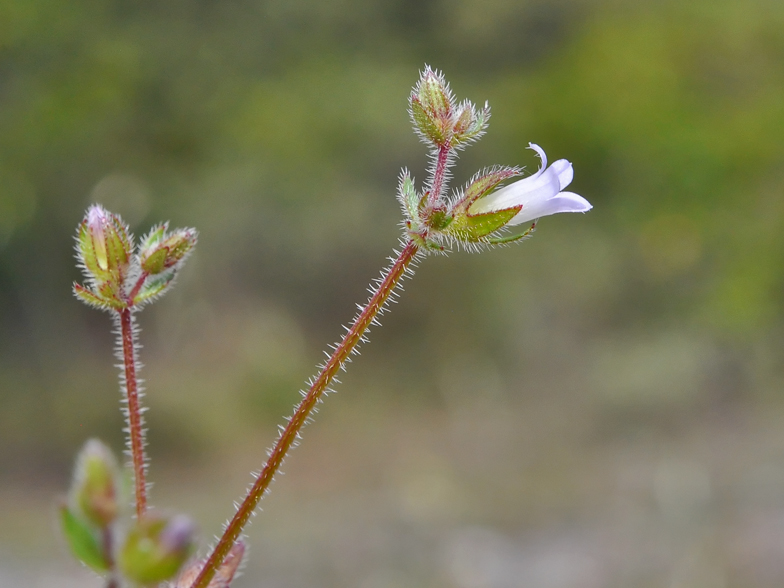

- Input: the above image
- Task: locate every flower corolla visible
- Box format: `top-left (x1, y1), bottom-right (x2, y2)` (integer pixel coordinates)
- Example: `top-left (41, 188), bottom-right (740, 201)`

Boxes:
top-left (469, 143), bottom-right (591, 225)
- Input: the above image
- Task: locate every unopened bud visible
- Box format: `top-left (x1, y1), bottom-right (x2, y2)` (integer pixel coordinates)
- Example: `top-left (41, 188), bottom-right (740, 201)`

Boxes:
top-left (132, 224), bottom-right (198, 306)
top-left (410, 66), bottom-right (455, 147)
top-left (139, 224), bottom-right (198, 276)
top-left (77, 205), bottom-right (132, 285)
top-left (119, 514), bottom-right (196, 585)
top-left (451, 100), bottom-right (490, 148)
top-left (73, 439), bottom-right (120, 528)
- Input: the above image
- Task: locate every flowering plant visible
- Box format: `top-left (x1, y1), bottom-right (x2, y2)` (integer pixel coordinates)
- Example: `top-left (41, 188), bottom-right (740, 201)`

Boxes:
top-left (61, 66), bottom-right (590, 587)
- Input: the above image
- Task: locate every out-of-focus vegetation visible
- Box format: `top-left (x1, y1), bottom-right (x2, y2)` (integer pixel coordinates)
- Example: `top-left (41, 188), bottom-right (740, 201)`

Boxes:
top-left (2, 0), bottom-right (784, 586)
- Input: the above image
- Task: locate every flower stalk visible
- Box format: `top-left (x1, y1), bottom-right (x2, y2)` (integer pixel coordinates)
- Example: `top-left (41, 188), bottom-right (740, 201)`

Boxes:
top-left (118, 307), bottom-right (148, 519)
top-left (189, 239), bottom-right (421, 588)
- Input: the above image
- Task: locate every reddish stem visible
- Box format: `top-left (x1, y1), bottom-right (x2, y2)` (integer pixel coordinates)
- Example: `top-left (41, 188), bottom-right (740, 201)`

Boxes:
top-left (119, 307), bottom-right (148, 518)
top-left (428, 144), bottom-right (451, 208)
top-left (126, 271), bottom-right (149, 304)
top-left (190, 240), bottom-right (421, 588)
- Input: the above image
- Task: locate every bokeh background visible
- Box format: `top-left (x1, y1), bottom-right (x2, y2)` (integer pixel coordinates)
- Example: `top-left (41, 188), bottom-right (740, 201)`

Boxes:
top-left (2, 0), bottom-right (784, 586)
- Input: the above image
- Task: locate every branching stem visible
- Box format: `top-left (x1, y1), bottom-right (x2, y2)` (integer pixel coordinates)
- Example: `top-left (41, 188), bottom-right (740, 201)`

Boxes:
top-left (119, 307), bottom-right (148, 519)
top-left (190, 239), bottom-right (421, 588)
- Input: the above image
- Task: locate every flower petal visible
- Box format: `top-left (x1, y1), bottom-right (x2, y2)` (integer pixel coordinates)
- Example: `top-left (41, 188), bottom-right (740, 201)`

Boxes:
top-left (552, 159), bottom-right (573, 189)
top-left (470, 164), bottom-right (561, 214)
top-left (508, 191), bottom-right (592, 226)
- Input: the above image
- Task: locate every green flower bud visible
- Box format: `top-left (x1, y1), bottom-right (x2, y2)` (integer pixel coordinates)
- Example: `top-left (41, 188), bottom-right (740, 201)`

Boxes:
top-left (77, 205), bottom-right (132, 286)
top-left (138, 224), bottom-right (198, 276)
top-left (132, 224), bottom-right (198, 306)
top-left (410, 66), bottom-right (455, 147)
top-left (72, 439), bottom-right (120, 528)
top-left (119, 514), bottom-right (196, 585)
top-left (451, 100), bottom-right (490, 148)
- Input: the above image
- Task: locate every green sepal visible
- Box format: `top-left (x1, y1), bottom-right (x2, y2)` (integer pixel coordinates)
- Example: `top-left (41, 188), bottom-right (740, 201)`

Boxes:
top-left (103, 215), bottom-right (132, 283)
top-left (486, 221), bottom-right (537, 245)
top-left (138, 223), bottom-right (167, 252)
top-left (59, 504), bottom-right (110, 573)
top-left (446, 206), bottom-right (522, 243)
top-left (141, 246), bottom-right (168, 275)
top-left (77, 221), bottom-right (109, 283)
top-left (454, 167), bottom-right (520, 215)
top-left (411, 97), bottom-right (447, 145)
top-left (119, 515), bottom-right (195, 585)
top-left (418, 70), bottom-right (451, 120)
top-left (399, 172), bottom-right (419, 222)
top-left (96, 280), bottom-right (127, 310)
top-left (132, 272), bottom-right (174, 306)
top-left (73, 284), bottom-right (114, 310)
top-left (73, 439), bottom-right (120, 528)
top-left (138, 226), bottom-right (197, 276)
top-left (453, 102), bottom-right (490, 146)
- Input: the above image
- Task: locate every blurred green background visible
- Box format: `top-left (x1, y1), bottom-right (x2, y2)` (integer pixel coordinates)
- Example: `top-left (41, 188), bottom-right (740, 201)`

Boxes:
top-left (2, 0), bottom-right (784, 586)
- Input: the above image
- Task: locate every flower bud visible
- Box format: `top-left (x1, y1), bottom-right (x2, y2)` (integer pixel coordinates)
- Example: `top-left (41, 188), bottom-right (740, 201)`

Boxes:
top-left (451, 100), bottom-right (490, 148)
top-left (77, 205), bottom-right (132, 286)
top-left (72, 439), bottom-right (120, 528)
top-left (132, 224), bottom-right (198, 306)
top-left (119, 514), bottom-right (196, 585)
top-left (138, 224), bottom-right (198, 276)
top-left (410, 66), bottom-right (455, 147)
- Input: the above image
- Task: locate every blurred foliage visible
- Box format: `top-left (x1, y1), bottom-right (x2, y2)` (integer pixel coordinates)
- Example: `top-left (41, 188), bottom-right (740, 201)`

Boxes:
top-left (2, 0), bottom-right (784, 585)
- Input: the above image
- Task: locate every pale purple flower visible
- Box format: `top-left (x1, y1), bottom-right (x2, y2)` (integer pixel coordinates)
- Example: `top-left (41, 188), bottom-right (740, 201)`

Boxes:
top-left (469, 143), bottom-right (592, 225)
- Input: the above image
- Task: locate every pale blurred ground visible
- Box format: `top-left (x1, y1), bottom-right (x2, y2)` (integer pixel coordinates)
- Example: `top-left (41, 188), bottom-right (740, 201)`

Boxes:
top-left (2, 0), bottom-right (784, 586)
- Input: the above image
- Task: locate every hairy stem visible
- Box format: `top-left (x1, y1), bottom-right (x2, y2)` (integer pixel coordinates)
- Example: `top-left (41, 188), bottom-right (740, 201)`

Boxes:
top-left (190, 239), bottom-right (421, 588)
top-left (119, 307), bottom-right (148, 518)
top-left (428, 144), bottom-right (451, 208)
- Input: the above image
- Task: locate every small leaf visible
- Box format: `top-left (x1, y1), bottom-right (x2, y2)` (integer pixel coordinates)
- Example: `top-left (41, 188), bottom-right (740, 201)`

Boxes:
top-left (59, 504), bottom-right (110, 573)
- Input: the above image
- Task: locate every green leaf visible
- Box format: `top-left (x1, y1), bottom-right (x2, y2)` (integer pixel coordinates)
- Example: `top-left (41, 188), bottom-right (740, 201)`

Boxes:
top-left (59, 505), bottom-right (110, 573)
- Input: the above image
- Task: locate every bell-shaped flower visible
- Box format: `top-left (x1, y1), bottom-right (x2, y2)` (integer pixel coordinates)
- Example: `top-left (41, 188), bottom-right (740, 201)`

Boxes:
top-left (469, 143), bottom-right (591, 225)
